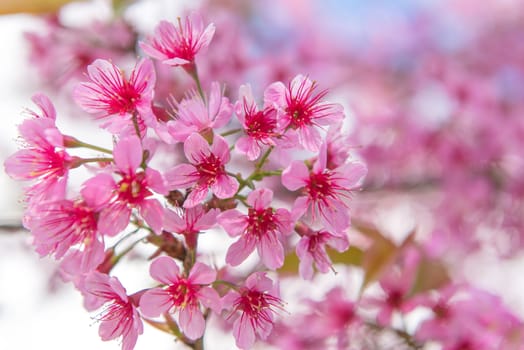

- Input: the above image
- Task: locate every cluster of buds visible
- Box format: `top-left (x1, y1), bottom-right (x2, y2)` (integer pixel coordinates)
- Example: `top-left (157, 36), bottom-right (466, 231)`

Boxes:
top-left (5, 13), bottom-right (365, 350)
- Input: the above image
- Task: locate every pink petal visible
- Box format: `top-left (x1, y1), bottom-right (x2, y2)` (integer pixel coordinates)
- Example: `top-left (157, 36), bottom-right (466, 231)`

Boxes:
top-left (164, 163), bottom-right (198, 189)
top-left (246, 188), bottom-right (273, 209)
top-left (98, 203), bottom-right (131, 236)
top-left (31, 93), bottom-right (56, 120)
top-left (149, 256), bottom-right (180, 284)
top-left (184, 185), bottom-right (209, 208)
top-left (211, 174), bottom-right (238, 199)
top-left (233, 314), bottom-right (256, 349)
top-left (139, 199), bottom-right (164, 234)
top-left (210, 135), bottom-right (230, 163)
top-left (298, 124), bottom-right (322, 152)
top-left (188, 262), bottom-right (216, 285)
top-left (113, 136), bottom-right (142, 174)
top-left (258, 233), bottom-right (284, 269)
top-left (197, 286), bottom-right (222, 314)
top-left (264, 81), bottom-right (286, 108)
top-left (236, 136), bottom-right (261, 161)
top-left (194, 207), bottom-right (218, 231)
top-left (130, 58), bottom-right (156, 97)
top-left (81, 173), bottom-right (115, 209)
top-left (335, 161), bottom-right (368, 188)
top-left (139, 288), bottom-right (173, 317)
top-left (226, 237), bottom-right (256, 266)
top-left (326, 231), bottom-right (350, 252)
top-left (179, 306), bottom-right (205, 340)
top-left (145, 168), bottom-right (167, 195)
top-left (291, 196), bottom-right (309, 221)
top-left (217, 210), bottom-right (247, 237)
top-left (184, 133), bottom-right (210, 164)
top-left (163, 208), bottom-right (185, 232)
top-left (281, 161), bottom-right (309, 191)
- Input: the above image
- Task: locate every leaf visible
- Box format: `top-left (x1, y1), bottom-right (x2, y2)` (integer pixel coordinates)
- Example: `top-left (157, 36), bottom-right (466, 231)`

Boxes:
top-left (358, 227), bottom-right (398, 293)
top-left (409, 257), bottom-right (450, 296)
top-left (0, 0), bottom-right (79, 15)
top-left (278, 246), bottom-right (364, 276)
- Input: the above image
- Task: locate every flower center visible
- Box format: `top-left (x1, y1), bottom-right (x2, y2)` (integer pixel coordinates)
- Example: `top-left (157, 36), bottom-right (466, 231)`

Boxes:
top-left (108, 81), bottom-right (141, 115)
top-left (168, 279), bottom-right (199, 308)
top-left (245, 109), bottom-right (277, 140)
top-left (117, 172), bottom-right (151, 204)
top-left (306, 171), bottom-right (334, 201)
top-left (246, 207), bottom-right (276, 239)
top-left (196, 154), bottom-right (224, 186)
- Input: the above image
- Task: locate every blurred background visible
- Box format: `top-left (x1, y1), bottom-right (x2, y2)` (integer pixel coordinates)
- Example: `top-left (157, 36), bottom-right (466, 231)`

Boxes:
top-left (1, 0), bottom-right (524, 349)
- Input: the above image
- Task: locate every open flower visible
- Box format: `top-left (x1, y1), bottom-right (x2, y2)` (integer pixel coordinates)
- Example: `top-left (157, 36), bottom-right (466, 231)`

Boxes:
top-left (4, 94), bottom-right (72, 206)
top-left (83, 136), bottom-right (166, 235)
top-left (166, 82), bottom-right (232, 143)
top-left (295, 223), bottom-right (349, 280)
top-left (218, 188), bottom-right (293, 269)
top-left (234, 84), bottom-right (280, 160)
top-left (282, 143), bottom-right (367, 231)
top-left (83, 272), bottom-right (143, 350)
top-left (223, 272), bottom-right (284, 349)
top-left (73, 58), bottom-right (156, 136)
top-left (140, 13), bottom-right (215, 68)
top-left (139, 257), bottom-right (221, 340)
top-left (164, 204), bottom-right (219, 249)
top-left (265, 74), bottom-right (344, 151)
top-left (165, 133), bottom-right (238, 207)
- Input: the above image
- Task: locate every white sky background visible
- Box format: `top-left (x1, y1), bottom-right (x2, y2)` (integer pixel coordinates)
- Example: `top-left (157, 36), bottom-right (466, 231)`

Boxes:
top-left (2, 1), bottom-right (524, 350)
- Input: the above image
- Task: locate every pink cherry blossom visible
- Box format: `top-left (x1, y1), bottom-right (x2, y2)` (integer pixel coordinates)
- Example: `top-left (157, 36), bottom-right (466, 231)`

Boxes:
top-left (4, 94), bottom-right (73, 205)
top-left (265, 74), bottom-right (344, 151)
top-left (83, 272), bottom-right (143, 350)
top-left (139, 257), bottom-right (221, 340)
top-left (28, 195), bottom-right (102, 261)
top-left (73, 58), bottom-right (156, 136)
top-left (165, 133), bottom-right (238, 208)
top-left (164, 204), bottom-right (218, 249)
top-left (234, 84), bottom-right (280, 160)
top-left (281, 143), bottom-right (367, 231)
top-left (223, 272), bottom-right (284, 350)
top-left (82, 136), bottom-right (166, 235)
top-left (140, 14), bottom-right (215, 68)
top-left (165, 82), bottom-right (232, 143)
top-left (218, 188), bottom-right (293, 269)
top-left (295, 223), bottom-right (349, 280)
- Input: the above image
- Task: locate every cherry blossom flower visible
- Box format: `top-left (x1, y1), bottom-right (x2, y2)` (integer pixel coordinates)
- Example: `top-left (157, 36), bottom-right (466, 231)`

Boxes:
top-left (164, 204), bottom-right (219, 249)
top-left (281, 143), bottom-right (367, 231)
top-left (4, 94), bottom-right (73, 205)
top-left (295, 223), bottom-right (349, 280)
top-left (140, 14), bottom-right (215, 68)
top-left (234, 84), bottom-right (280, 160)
top-left (82, 272), bottom-right (143, 350)
top-left (223, 272), bottom-right (284, 349)
top-left (139, 257), bottom-right (221, 340)
top-left (73, 58), bottom-right (156, 136)
top-left (165, 133), bottom-right (238, 208)
top-left (265, 74), bottom-right (344, 151)
top-left (28, 195), bottom-right (102, 261)
top-left (165, 82), bottom-right (232, 143)
top-left (218, 188), bottom-right (293, 269)
top-left (82, 136), bottom-right (166, 235)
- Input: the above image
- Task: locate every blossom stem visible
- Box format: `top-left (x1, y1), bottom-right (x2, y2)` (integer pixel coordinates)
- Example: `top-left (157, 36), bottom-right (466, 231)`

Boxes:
top-left (131, 112), bottom-right (142, 139)
top-left (255, 146), bottom-right (274, 171)
top-left (220, 128), bottom-right (242, 137)
top-left (73, 157), bottom-right (113, 166)
top-left (63, 136), bottom-right (113, 154)
top-left (189, 66), bottom-right (206, 102)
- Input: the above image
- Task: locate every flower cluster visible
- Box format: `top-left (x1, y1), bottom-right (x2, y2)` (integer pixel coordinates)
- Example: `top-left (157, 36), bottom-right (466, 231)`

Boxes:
top-left (5, 12), bottom-right (365, 350)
